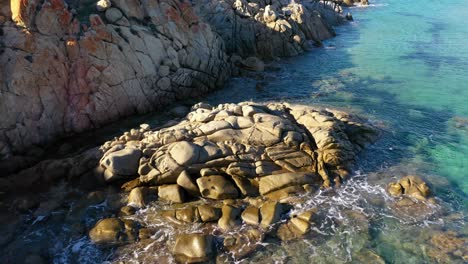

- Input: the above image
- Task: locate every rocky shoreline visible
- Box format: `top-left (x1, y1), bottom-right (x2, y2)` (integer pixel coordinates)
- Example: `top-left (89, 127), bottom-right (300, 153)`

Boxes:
top-left (0, 0), bottom-right (353, 170)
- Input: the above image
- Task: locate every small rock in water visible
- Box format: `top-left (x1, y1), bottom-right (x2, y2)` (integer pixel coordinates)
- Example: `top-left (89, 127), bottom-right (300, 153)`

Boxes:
top-left (346, 12), bottom-right (354, 21)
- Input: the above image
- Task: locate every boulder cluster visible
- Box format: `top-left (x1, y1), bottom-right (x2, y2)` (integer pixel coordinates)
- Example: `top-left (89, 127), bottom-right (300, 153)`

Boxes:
top-left (89, 102), bottom-right (378, 262)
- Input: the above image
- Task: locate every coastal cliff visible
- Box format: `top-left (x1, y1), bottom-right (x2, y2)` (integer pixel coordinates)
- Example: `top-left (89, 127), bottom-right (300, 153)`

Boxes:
top-left (0, 0), bottom-right (343, 170)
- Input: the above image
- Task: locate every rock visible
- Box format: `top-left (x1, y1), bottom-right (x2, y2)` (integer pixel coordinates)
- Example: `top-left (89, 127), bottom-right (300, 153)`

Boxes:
top-left (119, 206), bottom-right (136, 216)
top-left (128, 187), bottom-right (156, 208)
top-left (260, 201), bottom-right (285, 229)
top-left (241, 206), bottom-right (260, 225)
top-left (223, 229), bottom-right (264, 259)
top-left (177, 170), bottom-right (200, 196)
top-left (196, 176), bottom-right (239, 200)
top-left (241, 57), bottom-right (265, 72)
top-left (277, 210), bottom-right (314, 241)
top-left (96, 0), bottom-right (112, 11)
top-left (218, 204), bottom-right (241, 230)
top-left (100, 148), bottom-right (142, 182)
top-left (346, 13), bottom-right (354, 21)
top-left (158, 185), bottom-right (185, 203)
top-left (173, 234), bottom-right (215, 263)
top-left (387, 175), bottom-right (431, 200)
top-left (176, 207), bottom-right (200, 223)
top-left (197, 205), bottom-right (221, 222)
top-left (263, 5), bottom-right (277, 23)
top-left (89, 218), bottom-right (138, 246)
top-left (258, 173), bottom-right (315, 195)
top-left (169, 141), bottom-right (200, 166)
top-left (231, 175), bottom-right (259, 197)
top-left (105, 8), bottom-right (123, 23)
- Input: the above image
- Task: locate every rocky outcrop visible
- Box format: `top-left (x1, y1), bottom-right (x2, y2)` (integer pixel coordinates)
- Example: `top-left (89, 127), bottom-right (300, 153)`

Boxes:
top-left (195, 0), bottom-right (341, 59)
top-left (0, 0), bottom-right (343, 167)
top-left (83, 101), bottom-right (378, 261)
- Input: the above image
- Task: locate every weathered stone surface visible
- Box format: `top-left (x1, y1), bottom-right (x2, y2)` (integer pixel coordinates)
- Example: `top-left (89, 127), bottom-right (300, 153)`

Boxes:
top-left (177, 170), bottom-right (200, 196)
top-left (277, 210), bottom-right (314, 241)
top-left (173, 234), bottom-right (215, 263)
top-left (218, 204), bottom-right (241, 230)
top-left (89, 218), bottom-right (138, 246)
top-left (388, 175), bottom-right (431, 201)
top-left (127, 187), bottom-right (157, 208)
top-left (197, 205), bottom-right (221, 222)
top-left (158, 185), bottom-right (185, 203)
top-left (259, 172), bottom-right (315, 195)
top-left (260, 201), bottom-right (285, 228)
top-left (241, 206), bottom-right (260, 225)
top-left (197, 176), bottom-right (239, 200)
top-left (100, 148), bottom-right (141, 182)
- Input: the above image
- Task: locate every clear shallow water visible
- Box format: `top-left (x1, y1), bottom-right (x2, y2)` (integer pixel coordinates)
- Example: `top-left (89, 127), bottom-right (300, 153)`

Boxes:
top-left (3, 1), bottom-right (468, 263)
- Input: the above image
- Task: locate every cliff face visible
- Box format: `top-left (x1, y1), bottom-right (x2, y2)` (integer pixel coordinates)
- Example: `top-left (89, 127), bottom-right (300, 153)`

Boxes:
top-left (0, 0), bottom-right (341, 168)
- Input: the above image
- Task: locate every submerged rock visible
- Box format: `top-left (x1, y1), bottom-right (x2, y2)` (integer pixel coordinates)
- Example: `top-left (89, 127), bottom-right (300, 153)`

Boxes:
top-left (89, 218), bottom-right (138, 246)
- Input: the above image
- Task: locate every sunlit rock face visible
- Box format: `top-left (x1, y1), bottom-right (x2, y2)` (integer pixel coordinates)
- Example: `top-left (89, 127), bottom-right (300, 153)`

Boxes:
top-left (0, 0), bottom-right (343, 164)
top-left (0, 0), bottom-right (230, 159)
top-left (88, 102), bottom-right (378, 262)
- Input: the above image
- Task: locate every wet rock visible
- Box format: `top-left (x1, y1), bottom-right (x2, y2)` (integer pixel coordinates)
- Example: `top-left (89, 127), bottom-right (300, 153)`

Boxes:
top-left (127, 187), bottom-right (156, 208)
top-left (218, 204), bottom-right (241, 230)
top-left (119, 206), bottom-right (136, 216)
top-left (388, 175), bottom-right (431, 201)
top-left (277, 210), bottom-right (314, 241)
top-left (197, 176), bottom-right (239, 200)
top-left (241, 206), bottom-right (260, 225)
top-left (241, 57), bottom-right (265, 72)
top-left (173, 234), bottom-right (215, 263)
top-left (197, 205), bottom-right (221, 222)
top-left (223, 229), bottom-right (264, 259)
top-left (175, 207), bottom-right (200, 223)
top-left (100, 148), bottom-right (142, 182)
top-left (260, 201), bottom-right (286, 229)
top-left (89, 218), bottom-right (138, 246)
top-left (158, 185), bottom-right (185, 203)
top-left (427, 231), bottom-right (468, 263)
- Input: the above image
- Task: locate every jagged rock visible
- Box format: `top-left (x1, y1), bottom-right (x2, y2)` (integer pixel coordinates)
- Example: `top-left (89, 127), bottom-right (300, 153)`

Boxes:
top-left (158, 185), bottom-right (185, 203)
top-left (173, 234), bottom-right (215, 263)
top-left (197, 176), bottom-right (239, 200)
top-left (387, 175), bottom-right (431, 201)
top-left (89, 218), bottom-right (138, 246)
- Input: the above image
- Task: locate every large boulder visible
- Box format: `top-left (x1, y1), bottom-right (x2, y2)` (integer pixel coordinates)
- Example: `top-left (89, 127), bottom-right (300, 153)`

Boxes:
top-left (100, 148), bottom-right (142, 182)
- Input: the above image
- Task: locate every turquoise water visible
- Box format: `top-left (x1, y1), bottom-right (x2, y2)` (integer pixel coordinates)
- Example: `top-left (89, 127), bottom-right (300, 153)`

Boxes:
top-left (208, 0), bottom-right (468, 198)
